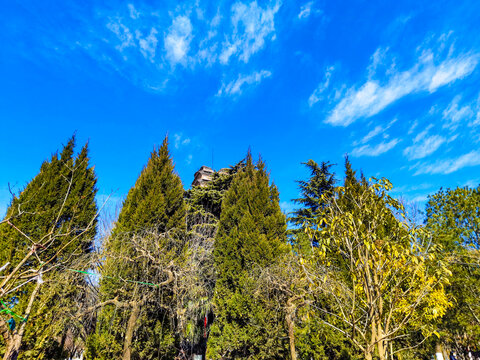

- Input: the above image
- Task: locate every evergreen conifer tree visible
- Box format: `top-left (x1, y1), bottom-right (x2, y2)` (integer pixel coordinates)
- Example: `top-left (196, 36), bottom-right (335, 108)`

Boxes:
top-left (206, 152), bottom-right (288, 359)
top-left (0, 136), bottom-right (98, 358)
top-left (86, 136), bottom-right (186, 360)
top-left (180, 163), bottom-right (244, 358)
top-left (290, 159), bottom-right (336, 229)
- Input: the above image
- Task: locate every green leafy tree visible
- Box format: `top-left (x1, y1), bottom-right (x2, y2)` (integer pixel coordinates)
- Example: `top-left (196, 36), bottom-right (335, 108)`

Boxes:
top-left (206, 152), bottom-right (288, 359)
top-left (0, 137), bottom-right (98, 359)
top-left (86, 136), bottom-right (186, 360)
top-left (425, 186), bottom-right (480, 356)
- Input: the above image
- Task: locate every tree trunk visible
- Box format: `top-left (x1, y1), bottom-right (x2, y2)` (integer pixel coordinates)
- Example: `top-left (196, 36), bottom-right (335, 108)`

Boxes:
top-left (122, 301), bottom-right (141, 360)
top-left (3, 279), bottom-right (42, 360)
top-left (435, 343), bottom-right (445, 360)
top-left (285, 299), bottom-right (297, 360)
top-left (377, 321), bottom-right (385, 360)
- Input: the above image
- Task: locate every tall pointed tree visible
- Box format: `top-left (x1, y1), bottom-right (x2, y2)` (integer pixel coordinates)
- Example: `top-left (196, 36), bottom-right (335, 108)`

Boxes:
top-left (206, 152), bottom-right (288, 359)
top-left (86, 136), bottom-right (186, 360)
top-left (0, 136), bottom-right (98, 359)
top-left (290, 159), bottom-right (336, 229)
top-left (180, 164), bottom-right (244, 358)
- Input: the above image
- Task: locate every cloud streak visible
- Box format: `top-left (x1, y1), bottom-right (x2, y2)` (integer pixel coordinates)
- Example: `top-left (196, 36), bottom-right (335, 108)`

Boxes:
top-left (352, 138), bottom-right (400, 157)
top-left (217, 69), bottom-right (272, 96)
top-left (414, 150), bottom-right (480, 175)
top-left (313, 37), bottom-right (479, 127)
top-left (442, 95), bottom-right (475, 130)
top-left (298, 2), bottom-right (313, 19)
top-left (403, 125), bottom-right (446, 160)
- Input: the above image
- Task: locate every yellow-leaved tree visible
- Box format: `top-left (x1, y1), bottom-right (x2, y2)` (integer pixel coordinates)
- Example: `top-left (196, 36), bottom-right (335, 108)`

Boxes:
top-left (305, 176), bottom-right (451, 360)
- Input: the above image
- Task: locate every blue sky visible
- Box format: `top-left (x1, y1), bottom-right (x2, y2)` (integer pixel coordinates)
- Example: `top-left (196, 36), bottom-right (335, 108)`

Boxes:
top-left (1, 0), bottom-right (480, 218)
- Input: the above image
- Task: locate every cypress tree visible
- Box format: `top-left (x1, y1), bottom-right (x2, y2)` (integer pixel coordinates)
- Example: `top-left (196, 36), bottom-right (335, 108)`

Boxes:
top-left (86, 136), bottom-right (186, 360)
top-left (206, 152), bottom-right (288, 359)
top-left (0, 136), bottom-right (98, 358)
top-left (180, 164), bottom-right (244, 358)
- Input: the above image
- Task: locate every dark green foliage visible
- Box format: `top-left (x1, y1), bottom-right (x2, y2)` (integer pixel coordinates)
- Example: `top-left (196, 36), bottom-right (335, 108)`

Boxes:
top-left (206, 153), bottom-right (288, 359)
top-left (179, 164), bottom-right (243, 357)
top-left (290, 159), bottom-right (336, 229)
top-left (0, 136), bottom-right (98, 358)
top-left (1, 137), bottom-right (97, 267)
top-left (294, 304), bottom-right (355, 360)
top-left (114, 137), bottom-right (185, 235)
top-left (86, 136), bottom-right (186, 360)
top-left (185, 165), bottom-right (242, 228)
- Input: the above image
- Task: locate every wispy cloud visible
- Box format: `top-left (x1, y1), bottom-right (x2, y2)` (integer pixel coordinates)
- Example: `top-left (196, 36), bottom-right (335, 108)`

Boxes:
top-left (164, 15), bottom-right (193, 66)
top-left (127, 4), bottom-right (140, 20)
top-left (308, 66), bottom-right (334, 106)
top-left (353, 118), bottom-right (397, 146)
top-left (107, 20), bottom-right (136, 52)
top-left (136, 28), bottom-right (158, 62)
top-left (463, 179), bottom-right (480, 188)
top-left (352, 138), bottom-right (400, 157)
top-left (58, 2), bottom-right (281, 94)
top-left (173, 133), bottom-right (191, 149)
top-left (298, 1), bottom-right (313, 19)
top-left (313, 36), bottom-right (479, 127)
top-left (220, 1), bottom-right (280, 64)
top-left (217, 69), bottom-right (272, 96)
top-left (414, 150), bottom-right (480, 175)
top-left (280, 201), bottom-right (295, 215)
top-left (442, 95), bottom-right (475, 130)
top-left (403, 125), bottom-right (446, 160)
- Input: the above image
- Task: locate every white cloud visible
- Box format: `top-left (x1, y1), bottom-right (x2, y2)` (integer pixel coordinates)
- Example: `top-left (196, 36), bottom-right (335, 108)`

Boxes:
top-left (173, 133), bottom-right (191, 149)
top-left (408, 120), bottom-right (418, 134)
top-left (298, 1), bottom-right (313, 19)
top-left (217, 69), bottom-right (271, 96)
top-left (317, 38), bottom-right (479, 127)
top-left (367, 47), bottom-right (390, 78)
top-left (403, 134), bottom-right (445, 160)
top-left (353, 118), bottom-right (397, 146)
top-left (164, 15), bottom-right (193, 66)
top-left (442, 95), bottom-right (475, 130)
top-left (403, 125), bottom-right (446, 160)
top-left (107, 20), bottom-right (135, 51)
top-left (414, 150), bottom-right (480, 175)
top-left (352, 138), bottom-right (400, 157)
top-left (309, 66), bottom-right (334, 106)
top-left (196, 11), bottom-right (222, 65)
top-left (136, 28), bottom-right (158, 62)
top-left (410, 194), bottom-right (429, 203)
top-left (128, 4), bottom-right (140, 19)
top-left (76, 3), bottom-right (282, 93)
top-left (220, 1), bottom-right (280, 64)
top-left (280, 201), bottom-right (295, 215)
top-left (360, 125), bottom-right (384, 144)
top-left (186, 154), bottom-right (193, 165)
top-left (463, 179), bottom-right (480, 188)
